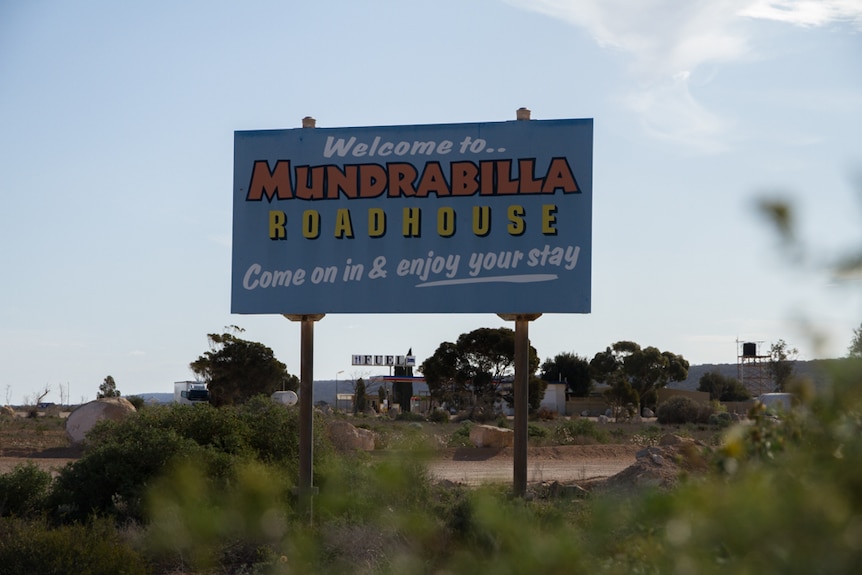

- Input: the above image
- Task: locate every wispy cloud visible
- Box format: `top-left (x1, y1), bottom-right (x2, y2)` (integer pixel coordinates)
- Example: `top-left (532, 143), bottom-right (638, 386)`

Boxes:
top-left (624, 71), bottom-right (730, 152)
top-left (740, 1), bottom-right (862, 28)
top-left (508, 1), bottom-right (752, 77)
top-left (506, 0), bottom-right (860, 149)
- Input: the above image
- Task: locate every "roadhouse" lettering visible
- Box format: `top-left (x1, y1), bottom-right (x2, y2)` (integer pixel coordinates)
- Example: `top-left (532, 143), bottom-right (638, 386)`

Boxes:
top-left (266, 204), bottom-right (558, 239)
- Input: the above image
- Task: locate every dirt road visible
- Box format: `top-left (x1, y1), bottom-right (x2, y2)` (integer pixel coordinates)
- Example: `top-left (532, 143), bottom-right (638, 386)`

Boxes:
top-left (3, 444), bottom-right (641, 485)
top-left (0, 445), bottom-right (81, 476)
top-left (427, 444), bottom-right (640, 485)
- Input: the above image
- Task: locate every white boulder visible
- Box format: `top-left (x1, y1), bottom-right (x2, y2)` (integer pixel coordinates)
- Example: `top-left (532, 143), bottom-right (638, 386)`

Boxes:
top-left (65, 397), bottom-right (136, 445)
top-left (327, 420), bottom-right (376, 451)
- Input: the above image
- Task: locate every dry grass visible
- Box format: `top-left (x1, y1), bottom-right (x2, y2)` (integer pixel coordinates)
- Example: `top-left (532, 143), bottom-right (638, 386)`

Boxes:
top-left (0, 413), bottom-right (70, 455)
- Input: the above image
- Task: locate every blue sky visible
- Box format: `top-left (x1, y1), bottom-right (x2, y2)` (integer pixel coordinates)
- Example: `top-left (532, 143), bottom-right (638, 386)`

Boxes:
top-left (1, 0), bottom-right (860, 404)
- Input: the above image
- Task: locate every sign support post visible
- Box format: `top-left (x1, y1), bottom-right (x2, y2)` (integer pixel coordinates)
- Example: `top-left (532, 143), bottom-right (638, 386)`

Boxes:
top-left (499, 313), bottom-right (541, 496)
top-left (284, 313), bottom-right (324, 522)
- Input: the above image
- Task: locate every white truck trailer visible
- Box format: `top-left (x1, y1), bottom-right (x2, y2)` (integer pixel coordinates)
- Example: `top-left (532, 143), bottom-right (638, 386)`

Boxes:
top-left (174, 381), bottom-right (210, 405)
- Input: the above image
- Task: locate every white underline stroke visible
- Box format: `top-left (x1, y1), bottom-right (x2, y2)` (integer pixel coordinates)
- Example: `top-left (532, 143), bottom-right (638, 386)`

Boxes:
top-left (416, 274), bottom-right (558, 288)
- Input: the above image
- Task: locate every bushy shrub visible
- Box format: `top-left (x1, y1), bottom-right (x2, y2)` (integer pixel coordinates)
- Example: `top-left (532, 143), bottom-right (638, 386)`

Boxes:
top-left (656, 396), bottom-right (711, 424)
top-left (145, 459), bottom-right (292, 573)
top-left (527, 423), bottom-right (548, 439)
top-left (0, 462), bottom-right (52, 518)
top-left (536, 407), bottom-right (558, 421)
top-left (50, 425), bottom-right (206, 522)
top-left (50, 399), bottom-right (331, 523)
top-left (238, 395), bottom-right (327, 467)
top-left (0, 517), bottom-right (147, 575)
top-left (427, 408), bottom-right (450, 423)
top-left (630, 424), bottom-right (665, 447)
top-left (553, 418), bottom-right (608, 444)
top-left (125, 395), bottom-right (146, 410)
top-left (448, 423), bottom-right (473, 447)
top-left (147, 403), bottom-right (252, 454)
top-left (708, 411), bottom-right (734, 428)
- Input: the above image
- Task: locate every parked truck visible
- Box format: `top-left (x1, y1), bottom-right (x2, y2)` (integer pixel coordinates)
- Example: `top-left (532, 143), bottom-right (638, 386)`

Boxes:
top-left (174, 381), bottom-right (210, 405)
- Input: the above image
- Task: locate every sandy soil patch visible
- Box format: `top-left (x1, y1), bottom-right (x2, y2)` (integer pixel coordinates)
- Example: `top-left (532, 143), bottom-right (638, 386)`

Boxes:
top-left (426, 444), bottom-right (641, 485)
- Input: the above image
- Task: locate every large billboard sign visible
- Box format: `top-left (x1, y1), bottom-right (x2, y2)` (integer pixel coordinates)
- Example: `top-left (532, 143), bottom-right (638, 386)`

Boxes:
top-left (232, 118), bottom-right (592, 314)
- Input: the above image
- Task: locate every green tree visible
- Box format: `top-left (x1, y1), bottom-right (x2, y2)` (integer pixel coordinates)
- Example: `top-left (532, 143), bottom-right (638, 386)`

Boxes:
top-left (528, 375), bottom-right (549, 413)
top-left (603, 378), bottom-right (639, 416)
top-left (354, 378), bottom-right (368, 414)
top-left (190, 329), bottom-right (298, 406)
top-left (589, 341), bottom-right (689, 409)
top-left (697, 371), bottom-right (751, 401)
top-left (97, 375), bottom-right (120, 399)
top-left (767, 339), bottom-right (798, 392)
top-left (419, 341), bottom-right (463, 408)
top-left (540, 352), bottom-right (592, 396)
top-left (848, 323), bottom-right (862, 358)
top-left (420, 327), bottom-right (540, 413)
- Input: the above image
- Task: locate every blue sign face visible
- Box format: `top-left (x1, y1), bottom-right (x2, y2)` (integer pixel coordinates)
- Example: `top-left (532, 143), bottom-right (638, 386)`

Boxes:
top-left (232, 118), bottom-right (592, 314)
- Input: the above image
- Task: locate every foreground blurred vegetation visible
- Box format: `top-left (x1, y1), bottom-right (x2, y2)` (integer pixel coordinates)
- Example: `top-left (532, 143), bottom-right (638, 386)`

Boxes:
top-left (3, 190), bottom-right (861, 573)
top-left (1, 361), bottom-right (861, 574)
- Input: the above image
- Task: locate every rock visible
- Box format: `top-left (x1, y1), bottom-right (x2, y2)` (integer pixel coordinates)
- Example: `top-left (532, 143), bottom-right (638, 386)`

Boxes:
top-left (546, 480), bottom-right (589, 499)
top-left (327, 420), bottom-right (376, 451)
top-left (636, 446), bottom-right (669, 466)
top-left (65, 398), bottom-right (137, 445)
top-left (642, 408), bottom-right (655, 418)
top-left (580, 410), bottom-right (591, 417)
top-left (637, 446), bottom-right (662, 458)
top-left (469, 424), bottom-right (514, 448)
top-left (659, 433), bottom-right (696, 446)
top-left (598, 415), bottom-right (610, 424)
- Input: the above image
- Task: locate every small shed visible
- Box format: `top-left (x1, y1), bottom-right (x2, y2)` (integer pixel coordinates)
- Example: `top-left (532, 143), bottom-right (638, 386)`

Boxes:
top-left (540, 382), bottom-right (568, 415)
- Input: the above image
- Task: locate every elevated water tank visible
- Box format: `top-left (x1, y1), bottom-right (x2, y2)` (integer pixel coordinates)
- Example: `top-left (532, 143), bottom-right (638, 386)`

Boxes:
top-left (271, 390), bottom-right (299, 406)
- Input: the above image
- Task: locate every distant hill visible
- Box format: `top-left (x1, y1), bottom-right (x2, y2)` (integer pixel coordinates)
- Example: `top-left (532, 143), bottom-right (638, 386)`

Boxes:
top-left (134, 393), bottom-right (173, 404)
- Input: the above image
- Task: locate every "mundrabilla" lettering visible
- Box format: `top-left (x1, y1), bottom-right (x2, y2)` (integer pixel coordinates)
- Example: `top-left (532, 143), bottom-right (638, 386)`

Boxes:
top-left (245, 158), bottom-right (579, 202)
